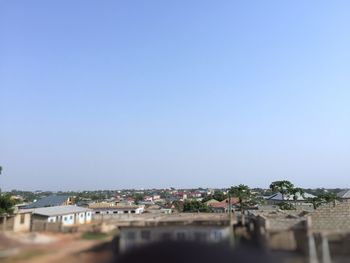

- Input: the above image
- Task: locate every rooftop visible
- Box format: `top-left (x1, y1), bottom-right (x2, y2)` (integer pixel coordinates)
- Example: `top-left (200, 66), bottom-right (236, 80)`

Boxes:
top-left (118, 213), bottom-right (234, 227)
top-left (337, 189), bottom-right (350, 199)
top-left (31, 205), bottom-right (91, 217)
top-left (23, 195), bottom-right (71, 209)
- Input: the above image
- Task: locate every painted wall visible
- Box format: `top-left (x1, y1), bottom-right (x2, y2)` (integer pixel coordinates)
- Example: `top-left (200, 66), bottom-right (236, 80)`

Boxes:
top-left (62, 214), bottom-right (75, 226)
top-left (12, 213), bottom-right (31, 232)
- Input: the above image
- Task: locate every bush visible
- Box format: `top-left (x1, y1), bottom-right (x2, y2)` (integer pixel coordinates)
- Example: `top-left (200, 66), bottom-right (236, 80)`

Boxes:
top-left (277, 202), bottom-right (295, 210)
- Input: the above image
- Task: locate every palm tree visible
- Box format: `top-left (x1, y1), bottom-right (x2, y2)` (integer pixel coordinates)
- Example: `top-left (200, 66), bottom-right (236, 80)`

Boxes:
top-left (269, 180), bottom-right (294, 201)
top-left (290, 187), bottom-right (305, 207)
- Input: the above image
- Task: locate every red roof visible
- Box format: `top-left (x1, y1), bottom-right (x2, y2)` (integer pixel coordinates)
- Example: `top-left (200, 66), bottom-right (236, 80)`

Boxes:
top-left (208, 198), bottom-right (239, 208)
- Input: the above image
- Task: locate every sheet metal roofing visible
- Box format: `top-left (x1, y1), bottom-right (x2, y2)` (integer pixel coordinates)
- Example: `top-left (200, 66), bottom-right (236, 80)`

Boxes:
top-left (266, 192), bottom-right (315, 201)
top-left (23, 195), bottom-right (70, 209)
top-left (337, 189), bottom-right (350, 199)
top-left (32, 205), bottom-right (91, 217)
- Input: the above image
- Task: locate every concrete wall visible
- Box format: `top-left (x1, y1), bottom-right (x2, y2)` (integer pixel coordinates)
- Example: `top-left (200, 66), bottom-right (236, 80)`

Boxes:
top-left (0, 213), bottom-right (31, 232)
top-left (13, 213), bottom-right (31, 232)
top-left (119, 225), bottom-right (231, 252)
top-left (62, 214), bottom-right (75, 226)
top-left (251, 215), bottom-right (308, 253)
top-left (310, 200), bottom-right (350, 232)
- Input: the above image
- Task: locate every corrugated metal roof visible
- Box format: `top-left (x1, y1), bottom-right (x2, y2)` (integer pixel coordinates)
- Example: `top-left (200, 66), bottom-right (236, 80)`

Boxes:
top-left (337, 189), bottom-right (350, 199)
top-left (23, 195), bottom-right (70, 209)
top-left (32, 205), bottom-right (91, 217)
top-left (266, 192), bottom-right (315, 201)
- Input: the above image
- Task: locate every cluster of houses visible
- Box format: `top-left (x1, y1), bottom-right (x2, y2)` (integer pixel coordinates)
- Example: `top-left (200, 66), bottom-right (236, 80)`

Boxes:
top-left (1, 195), bottom-right (93, 232)
top-left (2, 188), bottom-right (350, 236)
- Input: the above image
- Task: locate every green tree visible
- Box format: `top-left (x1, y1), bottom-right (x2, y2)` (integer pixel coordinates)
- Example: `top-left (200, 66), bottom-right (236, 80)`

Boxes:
top-left (0, 194), bottom-right (15, 216)
top-left (277, 202), bottom-right (295, 210)
top-left (229, 184), bottom-right (259, 224)
top-left (183, 200), bottom-right (211, 212)
top-left (269, 180), bottom-right (294, 201)
top-left (133, 193), bottom-right (144, 204)
top-left (202, 191), bottom-right (227, 203)
top-left (290, 187), bottom-right (305, 207)
top-left (309, 192), bottom-right (337, 209)
top-left (173, 201), bottom-right (184, 212)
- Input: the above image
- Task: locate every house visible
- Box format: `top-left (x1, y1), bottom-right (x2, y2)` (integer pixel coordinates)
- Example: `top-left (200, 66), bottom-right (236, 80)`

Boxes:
top-left (144, 196), bottom-right (153, 202)
top-left (152, 195), bottom-right (161, 200)
top-left (204, 199), bottom-right (220, 206)
top-left (88, 202), bottom-right (144, 216)
top-left (144, 204), bottom-right (172, 214)
top-left (265, 192), bottom-right (315, 206)
top-left (176, 192), bottom-right (187, 201)
top-left (31, 205), bottom-right (92, 226)
top-left (207, 198), bottom-right (239, 213)
top-left (22, 195), bottom-right (74, 209)
top-left (0, 211), bottom-right (32, 232)
top-left (118, 213), bottom-right (234, 252)
top-left (336, 189), bottom-right (350, 199)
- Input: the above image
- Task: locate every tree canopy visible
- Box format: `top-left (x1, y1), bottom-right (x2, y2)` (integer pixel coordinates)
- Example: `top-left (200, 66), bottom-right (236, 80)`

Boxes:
top-left (229, 184), bottom-right (259, 210)
top-left (269, 180), bottom-right (294, 199)
top-left (183, 200), bottom-right (211, 212)
top-left (309, 192), bottom-right (337, 209)
top-left (0, 194), bottom-right (15, 216)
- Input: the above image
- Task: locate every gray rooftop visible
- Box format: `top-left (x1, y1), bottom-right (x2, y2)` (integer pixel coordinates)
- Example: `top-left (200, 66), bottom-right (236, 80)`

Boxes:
top-left (266, 192), bottom-right (315, 201)
top-left (32, 205), bottom-right (91, 217)
top-left (24, 195), bottom-right (70, 209)
top-left (337, 189), bottom-right (350, 199)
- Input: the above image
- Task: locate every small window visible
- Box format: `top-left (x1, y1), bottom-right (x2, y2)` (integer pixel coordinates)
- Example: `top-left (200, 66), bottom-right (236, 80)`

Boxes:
top-left (80, 214), bottom-right (84, 218)
top-left (131, 210), bottom-right (135, 214)
top-left (124, 211), bottom-right (128, 214)
top-left (20, 214), bottom-right (25, 224)
top-left (113, 211), bottom-right (118, 214)
top-left (70, 215), bottom-right (73, 220)
top-left (95, 211), bottom-right (100, 214)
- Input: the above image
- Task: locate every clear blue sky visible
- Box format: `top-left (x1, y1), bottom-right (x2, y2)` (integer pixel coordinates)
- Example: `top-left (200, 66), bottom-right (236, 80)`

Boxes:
top-left (1, 1), bottom-right (350, 191)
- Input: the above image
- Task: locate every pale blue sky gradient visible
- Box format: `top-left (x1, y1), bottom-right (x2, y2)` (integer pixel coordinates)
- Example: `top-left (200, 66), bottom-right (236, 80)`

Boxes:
top-left (1, 1), bottom-right (350, 190)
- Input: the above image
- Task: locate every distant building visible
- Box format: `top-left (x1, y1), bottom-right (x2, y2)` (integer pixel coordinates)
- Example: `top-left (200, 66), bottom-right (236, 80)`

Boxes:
top-left (0, 211), bottom-right (32, 232)
top-left (31, 205), bottom-right (92, 226)
top-left (22, 195), bottom-right (74, 209)
top-left (144, 204), bottom-right (172, 214)
top-left (336, 189), bottom-right (350, 199)
top-left (265, 192), bottom-right (315, 206)
top-left (89, 202), bottom-right (144, 215)
top-left (118, 213), bottom-right (234, 252)
top-left (204, 199), bottom-right (220, 206)
top-left (208, 198), bottom-right (239, 213)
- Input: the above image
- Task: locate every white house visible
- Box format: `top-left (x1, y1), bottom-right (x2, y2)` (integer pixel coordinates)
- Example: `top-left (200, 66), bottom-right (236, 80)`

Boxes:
top-left (265, 192), bottom-right (316, 206)
top-left (31, 205), bottom-right (92, 226)
top-left (89, 203), bottom-right (144, 216)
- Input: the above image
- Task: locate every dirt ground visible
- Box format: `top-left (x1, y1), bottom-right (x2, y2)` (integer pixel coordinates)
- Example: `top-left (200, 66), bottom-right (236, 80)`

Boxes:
top-left (0, 232), bottom-right (115, 263)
